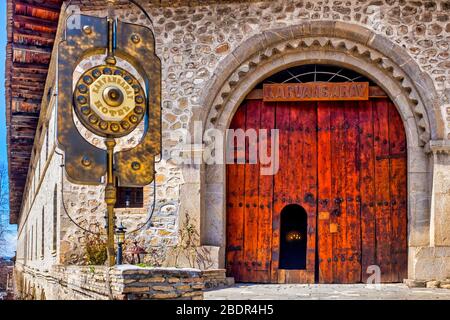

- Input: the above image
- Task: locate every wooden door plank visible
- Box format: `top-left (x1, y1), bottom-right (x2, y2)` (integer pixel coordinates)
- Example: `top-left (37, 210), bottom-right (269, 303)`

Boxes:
top-left (272, 102), bottom-right (291, 283)
top-left (317, 101), bottom-right (333, 283)
top-left (242, 100), bottom-right (261, 282)
top-left (331, 101), bottom-right (348, 283)
top-left (373, 99), bottom-right (393, 283)
top-left (359, 100), bottom-right (377, 283)
top-left (343, 102), bottom-right (362, 283)
top-left (256, 101), bottom-right (275, 282)
top-left (284, 102), bottom-right (310, 276)
top-left (289, 102), bottom-right (303, 208)
top-left (300, 101), bottom-right (318, 282)
top-left (388, 101), bottom-right (408, 282)
top-left (226, 102), bottom-right (247, 282)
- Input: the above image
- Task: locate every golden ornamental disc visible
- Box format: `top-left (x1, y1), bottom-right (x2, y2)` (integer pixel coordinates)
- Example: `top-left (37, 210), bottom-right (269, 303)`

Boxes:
top-left (73, 65), bottom-right (146, 137)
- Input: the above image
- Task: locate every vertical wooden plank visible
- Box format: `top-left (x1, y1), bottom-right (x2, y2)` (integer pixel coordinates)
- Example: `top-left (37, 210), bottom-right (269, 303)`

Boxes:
top-left (289, 101), bottom-right (303, 209)
top-left (272, 102), bottom-right (291, 283)
top-left (330, 101), bottom-right (347, 283)
top-left (388, 100), bottom-right (408, 282)
top-left (317, 101), bottom-right (333, 283)
top-left (300, 101), bottom-right (318, 283)
top-left (359, 100), bottom-right (377, 283)
top-left (256, 101), bottom-right (275, 282)
top-left (288, 102), bottom-right (304, 277)
top-left (373, 99), bottom-right (393, 282)
top-left (226, 102), bottom-right (247, 282)
top-left (343, 102), bottom-right (362, 283)
top-left (243, 100), bottom-right (261, 282)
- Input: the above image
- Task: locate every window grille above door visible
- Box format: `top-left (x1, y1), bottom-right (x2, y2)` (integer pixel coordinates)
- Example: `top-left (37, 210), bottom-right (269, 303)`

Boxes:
top-left (255, 64), bottom-right (375, 88)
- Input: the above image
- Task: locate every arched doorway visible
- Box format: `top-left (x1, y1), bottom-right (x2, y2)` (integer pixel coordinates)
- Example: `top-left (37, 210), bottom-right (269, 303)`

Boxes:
top-left (226, 65), bottom-right (408, 284)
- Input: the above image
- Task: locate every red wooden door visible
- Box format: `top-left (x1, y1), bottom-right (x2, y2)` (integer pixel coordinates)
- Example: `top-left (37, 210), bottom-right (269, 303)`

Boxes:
top-left (316, 99), bottom-right (407, 283)
top-left (317, 101), bottom-right (363, 283)
top-left (272, 101), bottom-right (317, 283)
top-left (226, 97), bottom-right (407, 284)
top-left (226, 100), bottom-right (275, 283)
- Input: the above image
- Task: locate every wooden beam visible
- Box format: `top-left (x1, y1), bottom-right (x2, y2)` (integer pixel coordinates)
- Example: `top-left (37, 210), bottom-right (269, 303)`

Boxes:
top-left (245, 86), bottom-right (388, 100)
top-left (14, 1), bottom-right (62, 15)
top-left (14, 14), bottom-right (59, 28)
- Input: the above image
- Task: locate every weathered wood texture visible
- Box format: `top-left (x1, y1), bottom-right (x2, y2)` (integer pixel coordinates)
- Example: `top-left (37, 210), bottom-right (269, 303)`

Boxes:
top-left (226, 98), bottom-right (407, 283)
top-left (6, 0), bottom-right (63, 223)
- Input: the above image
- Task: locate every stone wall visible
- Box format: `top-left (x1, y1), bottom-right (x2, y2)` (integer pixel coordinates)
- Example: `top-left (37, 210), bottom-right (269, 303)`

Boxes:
top-left (202, 269), bottom-right (234, 289)
top-left (15, 263), bottom-right (205, 300)
top-left (13, 0), bottom-right (450, 293)
top-left (49, 0), bottom-right (448, 269)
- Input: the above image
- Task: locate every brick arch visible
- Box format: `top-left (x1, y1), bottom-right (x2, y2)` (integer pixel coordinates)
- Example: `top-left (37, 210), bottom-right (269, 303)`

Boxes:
top-left (196, 22), bottom-right (437, 278)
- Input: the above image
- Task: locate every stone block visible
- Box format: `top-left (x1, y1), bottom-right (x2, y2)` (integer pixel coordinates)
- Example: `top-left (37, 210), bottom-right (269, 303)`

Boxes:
top-left (231, 34), bottom-right (265, 64)
top-left (310, 20), bottom-right (335, 37)
top-left (334, 21), bottom-right (372, 44)
top-left (140, 276), bottom-right (166, 283)
top-left (368, 33), bottom-right (394, 55)
top-left (152, 285), bottom-right (175, 292)
top-left (426, 280), bottom-right (441, 288)
top-left (191, 283), bottom-right (204, 290)
top-left (262, 27), bottom-right (294, 47)
top-left (152, 292), bottom-right (179, 299)
top-left (408, 147), bottom-right (429, 173)
top-left (175, 284), bottom-right (191, 291)
top-left (226, 277), bottom-right (235, 286)
top-left (290, 22), bottom-right (311, 38)
top-left (181, 291), bottom-right (203, 298)
top-left (121, 286), bottom-right (150, 293)
top-left (404, 279), bottom-right (427, 288)
top-left (167, 277), bottom-right (180, 283)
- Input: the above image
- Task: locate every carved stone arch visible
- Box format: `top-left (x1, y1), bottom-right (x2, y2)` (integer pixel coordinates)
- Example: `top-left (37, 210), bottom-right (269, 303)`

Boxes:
top-left (195, 21), bottom-right (438, 274)
top-left (196, 21), bottom-right (444, 143)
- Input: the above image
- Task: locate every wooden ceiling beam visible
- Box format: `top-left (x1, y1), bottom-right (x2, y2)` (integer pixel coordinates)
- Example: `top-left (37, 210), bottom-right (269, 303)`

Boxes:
top-left (14, 1), bottom-right (62, 16)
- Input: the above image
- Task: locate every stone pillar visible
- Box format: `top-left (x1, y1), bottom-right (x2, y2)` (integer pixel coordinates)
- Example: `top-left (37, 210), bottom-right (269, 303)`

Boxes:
top-left (178, 139), bottom-right (225, 269)
top-left (429, 140), bottom-right (450, 247)
top-left (409, 140), bottom-right (450, 281)
top-left (174, 144), bottom-right (221, 270)
top-left (179, 143), bottom-right (205, 244)
top-left (203, 163), bottom-right (225, 268)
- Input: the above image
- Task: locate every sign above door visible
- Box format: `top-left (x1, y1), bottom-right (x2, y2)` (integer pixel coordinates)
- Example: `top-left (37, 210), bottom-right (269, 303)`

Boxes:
top-left (263, 82), bottom-right (369, 102)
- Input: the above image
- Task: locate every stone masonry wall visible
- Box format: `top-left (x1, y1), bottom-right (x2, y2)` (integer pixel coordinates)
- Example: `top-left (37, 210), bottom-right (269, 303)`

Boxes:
top-left (15, 263), bottom-right (204, 300)
top-left (15, 0), bottom-right (450, 287)
top-left (71, 0), bottom-right (450, 265)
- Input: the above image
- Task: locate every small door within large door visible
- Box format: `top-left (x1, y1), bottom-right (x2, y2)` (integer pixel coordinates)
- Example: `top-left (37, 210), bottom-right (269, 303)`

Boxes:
top-left (226, 98), bottom-right (407, 284)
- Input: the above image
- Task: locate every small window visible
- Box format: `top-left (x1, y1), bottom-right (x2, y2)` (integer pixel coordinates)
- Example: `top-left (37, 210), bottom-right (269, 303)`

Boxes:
top-left (115, 187), bottom-right (144, 209)
top-left (279, 204), bottom-right (308, 270)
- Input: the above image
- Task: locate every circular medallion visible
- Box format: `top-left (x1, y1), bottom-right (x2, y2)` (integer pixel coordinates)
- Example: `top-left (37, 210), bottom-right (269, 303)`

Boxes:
top-left (73, 65), bottom-right (146, 137)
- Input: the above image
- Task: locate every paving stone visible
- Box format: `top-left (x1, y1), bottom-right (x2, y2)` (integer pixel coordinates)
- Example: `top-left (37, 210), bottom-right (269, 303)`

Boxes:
top-left (204, 284), bottom-right (450, 300)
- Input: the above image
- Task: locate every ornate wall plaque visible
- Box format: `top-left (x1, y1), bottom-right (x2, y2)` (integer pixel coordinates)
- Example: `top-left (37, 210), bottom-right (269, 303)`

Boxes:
top-left (57, 12), bottom-right (162, 265)
top-left (57, 14), bottom-right (161, 187)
